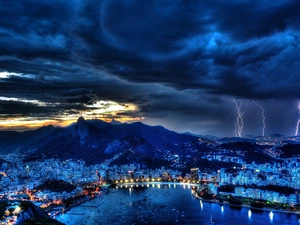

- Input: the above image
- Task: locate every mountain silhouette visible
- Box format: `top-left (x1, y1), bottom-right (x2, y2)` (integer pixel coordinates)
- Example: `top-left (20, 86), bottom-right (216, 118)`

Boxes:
top-left (23, 117), bottom-right (197, 165)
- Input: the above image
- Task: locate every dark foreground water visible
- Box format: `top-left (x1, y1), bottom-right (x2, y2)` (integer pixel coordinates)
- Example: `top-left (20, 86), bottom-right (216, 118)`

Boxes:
top-left (56, 183), bottom-right (300, 225)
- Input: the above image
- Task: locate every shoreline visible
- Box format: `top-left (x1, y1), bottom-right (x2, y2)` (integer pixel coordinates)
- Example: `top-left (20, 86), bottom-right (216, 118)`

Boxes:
top-left (52, 182), bottom-right (198, 219)
top-left (53, 181), bottom-right (300, 220)
top-left (195, 194), bottom-right (300, 215)
top-left (50, 193), bottom-right (104, 218)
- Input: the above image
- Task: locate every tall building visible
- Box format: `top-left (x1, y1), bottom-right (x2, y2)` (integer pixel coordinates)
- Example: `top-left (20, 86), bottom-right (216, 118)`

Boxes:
top-left (105, 170), bottom-right (110, 182)
top-left (162, 171), bottom-right (169, 181)
top-left (190, 168), bottom-right (199, 180)
top-left (128, 170), bottom-right (134, 179)
top-left (217, 168), bottom-right (226, 183)
top-left (296, 191), bottom-right (300, 205)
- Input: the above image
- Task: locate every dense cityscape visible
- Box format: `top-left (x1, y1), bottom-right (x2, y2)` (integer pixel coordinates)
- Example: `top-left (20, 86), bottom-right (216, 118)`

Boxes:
top-left (0, 129), bottom-right (300, 224)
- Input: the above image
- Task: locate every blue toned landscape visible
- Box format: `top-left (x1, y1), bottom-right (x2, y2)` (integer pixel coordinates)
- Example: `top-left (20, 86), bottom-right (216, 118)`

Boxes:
top-left (57, 184), bottom-right (300, 225)
top-left (0, 117), bottom-right (300, 224)
top-left (1, 0), bottom-right (300, 224)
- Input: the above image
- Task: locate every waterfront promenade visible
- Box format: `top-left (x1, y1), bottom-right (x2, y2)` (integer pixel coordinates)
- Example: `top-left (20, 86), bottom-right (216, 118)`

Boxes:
top-left (56, 183), bottom-right (300, 225)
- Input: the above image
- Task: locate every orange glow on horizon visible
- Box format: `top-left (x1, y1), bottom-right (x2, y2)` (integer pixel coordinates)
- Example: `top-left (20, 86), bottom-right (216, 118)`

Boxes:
top-left (0, 116), bottom-right (144, 131)
top-left (0, 99), bottom-right (142, 131)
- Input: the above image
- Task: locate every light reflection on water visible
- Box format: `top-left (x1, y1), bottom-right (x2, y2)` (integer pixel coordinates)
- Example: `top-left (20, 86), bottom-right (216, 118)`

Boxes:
top-left (269, 211), bottom-right (274, 221)
top-left (56, 184), bottom-right (300, 225)
top-left (248, 209), bottom-right (251, 219)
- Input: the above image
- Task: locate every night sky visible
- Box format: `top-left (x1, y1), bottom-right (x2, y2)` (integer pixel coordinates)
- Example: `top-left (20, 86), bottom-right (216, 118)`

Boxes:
top-left (1, 0), bottom-right (300, 137)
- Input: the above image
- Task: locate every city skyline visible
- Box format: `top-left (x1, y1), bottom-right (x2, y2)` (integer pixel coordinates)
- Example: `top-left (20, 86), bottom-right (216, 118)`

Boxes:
top-left (1, 1), bottom-right (300, 137)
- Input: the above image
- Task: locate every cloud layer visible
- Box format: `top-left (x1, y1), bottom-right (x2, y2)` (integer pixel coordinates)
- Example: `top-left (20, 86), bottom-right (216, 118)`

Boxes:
top-left (0, 0), bottom-right (300, 136)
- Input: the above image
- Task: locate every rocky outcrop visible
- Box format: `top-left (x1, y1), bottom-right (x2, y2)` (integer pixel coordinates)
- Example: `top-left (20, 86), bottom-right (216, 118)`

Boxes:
top-left (73, 116), bottom-right (90, 144)
top-left (15, 202), bottom-right (49, 225)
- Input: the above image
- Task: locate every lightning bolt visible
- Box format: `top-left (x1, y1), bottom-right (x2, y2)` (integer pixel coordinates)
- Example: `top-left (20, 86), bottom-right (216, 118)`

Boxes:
top-left (296, 120), bottom-right (300, 136)
top-left (252, 101), bottom-right (267, 137)
top-left (233, 99), bottom-right (244, 137)
top-left (295, 102), bottom-right (300, 136)
top-left (227, 110), bottom-right (234, 122)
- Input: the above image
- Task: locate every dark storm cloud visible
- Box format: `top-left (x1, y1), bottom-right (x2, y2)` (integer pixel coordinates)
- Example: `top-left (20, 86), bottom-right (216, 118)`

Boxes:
top-left (0, 100), bottom-right (50, 115)
top-left (83, 0), bottom-right (300, 98)
top-left (0, 98), bottom-right (89, 116)
top-left (1, 0), bottom-right (300, 135)
top-left (1, 0), bottom-right (300, 97)
top-left (0, 74), bottom-right (158, 115)
top-left (127, 91), bottom-right (230, 120)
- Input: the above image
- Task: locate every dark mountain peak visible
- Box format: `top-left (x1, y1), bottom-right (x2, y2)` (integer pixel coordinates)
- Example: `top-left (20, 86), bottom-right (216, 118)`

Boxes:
top-left (73, 117), bottom-right (89, 141)
top-left (37, 124), bottom-right (56, 132)
top-left (77, 116), bottom-right (85, 124)
top-left (25, 118), bottom-right (198, 165)
top-left (110, 118), bottom-right (122, 125)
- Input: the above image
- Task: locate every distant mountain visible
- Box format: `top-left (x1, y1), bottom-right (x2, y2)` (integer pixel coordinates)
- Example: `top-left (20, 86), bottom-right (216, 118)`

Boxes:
top-left (102, 122), bottom-right (195, 149)
top-left (181, 132), bottom-right (201, 137)
top-left (24, 117), bottom-right (198, 165)
top-left (203, 134), bottom-right (220, 141)
top-left (0, 125), bottom-right (62, 153)
top-left (276, 144), bottom-right (300, 158)
top-left (110, 118), bottom-right (122, 125)
top-left (0, 118), bottom-right (110, 153)
top-left (1, 117), bottom-right (286, 167)
top-left (219, 142), bottom-right (279, 164)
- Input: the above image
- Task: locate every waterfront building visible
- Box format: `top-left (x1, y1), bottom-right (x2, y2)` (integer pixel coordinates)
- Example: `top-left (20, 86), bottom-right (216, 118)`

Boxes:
top-left (128, 170), bottom-right (134, 179)
top-left (105, 170), bottom-right (110, 182)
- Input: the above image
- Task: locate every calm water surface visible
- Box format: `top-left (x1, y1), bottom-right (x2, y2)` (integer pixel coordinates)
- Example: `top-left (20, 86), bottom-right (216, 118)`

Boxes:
top-left (56, 183), bottom-right (300, 225)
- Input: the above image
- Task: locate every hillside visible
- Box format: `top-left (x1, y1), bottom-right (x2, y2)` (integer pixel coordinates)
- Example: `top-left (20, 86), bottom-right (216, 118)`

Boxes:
top-left (24, 117), bottom-right (198, 165)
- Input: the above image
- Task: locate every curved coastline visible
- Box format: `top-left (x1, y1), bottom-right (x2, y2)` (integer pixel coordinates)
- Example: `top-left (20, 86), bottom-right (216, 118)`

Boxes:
top-left (52, 182), bottom-right (198, 218)
top-left (54, 181), bottom-right (300, 219)
top-left (50, 193), bottom-right (103, 218)
top-left (193, 192), bottom-right (300, 215)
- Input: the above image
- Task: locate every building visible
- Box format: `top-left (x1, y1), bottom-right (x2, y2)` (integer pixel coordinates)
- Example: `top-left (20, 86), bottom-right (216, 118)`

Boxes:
top-left (128, 170), bottom-right (134, 179)
top-left (105, 170), bottom-right (110, 182)
top-left (190, 168), bottom-right (199, 180)
top-left (217, 168), bottom-right (226, 183)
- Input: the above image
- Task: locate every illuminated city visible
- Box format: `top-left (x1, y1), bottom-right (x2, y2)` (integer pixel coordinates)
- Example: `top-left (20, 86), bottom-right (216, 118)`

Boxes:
top-left (1, 1), bottom-right (300, 224)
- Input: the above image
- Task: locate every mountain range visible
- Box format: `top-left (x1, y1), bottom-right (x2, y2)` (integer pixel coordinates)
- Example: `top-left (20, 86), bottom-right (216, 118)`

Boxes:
top-left (0, 117), bottom-right (198, 167)
top-left (1, 117), bottom-right (299, 169)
